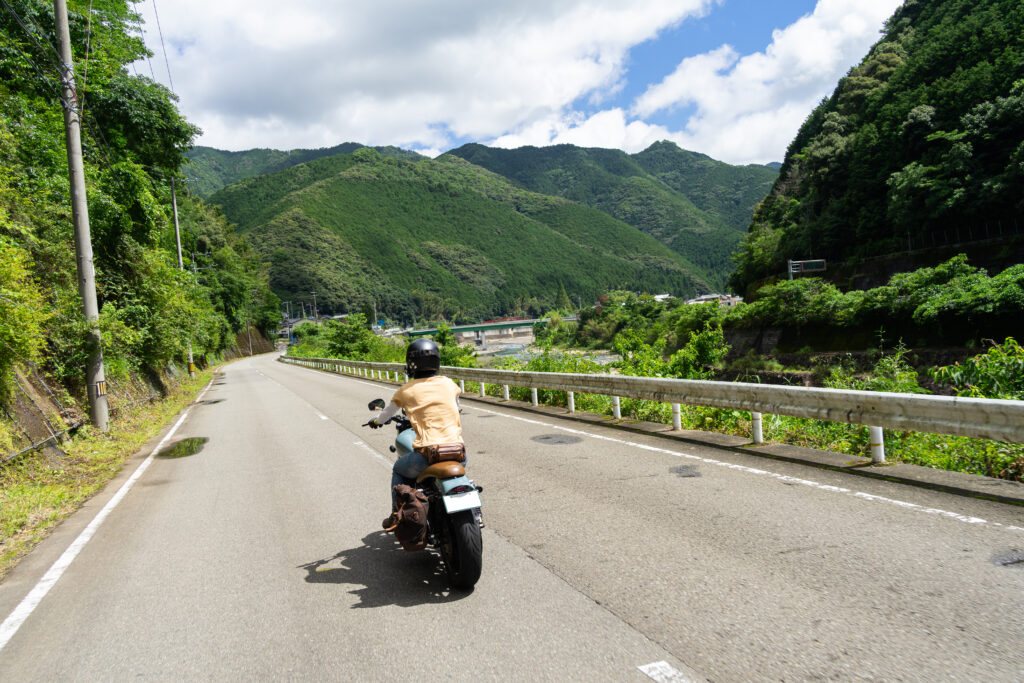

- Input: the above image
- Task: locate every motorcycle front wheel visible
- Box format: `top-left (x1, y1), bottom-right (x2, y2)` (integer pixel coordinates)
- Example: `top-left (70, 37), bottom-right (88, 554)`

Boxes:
top-left (439, 510), bottom-right (482, 589)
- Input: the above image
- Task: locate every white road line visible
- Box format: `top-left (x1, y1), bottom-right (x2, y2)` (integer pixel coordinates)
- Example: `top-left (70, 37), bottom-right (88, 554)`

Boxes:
top-left (353, 439), bottom-right (393, 468)
top-left (639, 660), bottom-right (695, 682)
top-left (466, 405), bottom-right (1022, 533)
top-left (288, 367), bottom-right (1024, 533)
top-left (0, 378), bottom-right (216, 653)
top-left (254, 369), bottom-right (338, 422)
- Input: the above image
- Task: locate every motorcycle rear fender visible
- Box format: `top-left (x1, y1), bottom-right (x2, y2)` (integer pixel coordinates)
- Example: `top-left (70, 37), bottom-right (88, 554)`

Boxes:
top-left (435, 474), bottom-right (474, 495)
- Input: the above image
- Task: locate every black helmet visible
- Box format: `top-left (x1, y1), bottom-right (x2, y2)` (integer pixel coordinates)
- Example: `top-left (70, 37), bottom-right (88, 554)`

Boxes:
top-left (406, 338), bottom-right (441, 378)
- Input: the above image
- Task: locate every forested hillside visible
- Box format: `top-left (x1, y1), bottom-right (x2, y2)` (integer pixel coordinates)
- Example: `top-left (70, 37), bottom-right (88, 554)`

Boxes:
top-left (185, 143), bottom-right (423, 198)
top-left (209, 148), bottom-right (714, 323)
top-left (0, 0), bottom-right (278, 401)
top-left (732, 0), bottom-right (1024, 293)
top-left (447, 142), bottom-right (777, 284)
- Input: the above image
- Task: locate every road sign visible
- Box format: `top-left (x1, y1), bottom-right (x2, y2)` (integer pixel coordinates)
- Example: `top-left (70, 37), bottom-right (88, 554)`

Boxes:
top-left (787, 259), bottom-right (827, 278)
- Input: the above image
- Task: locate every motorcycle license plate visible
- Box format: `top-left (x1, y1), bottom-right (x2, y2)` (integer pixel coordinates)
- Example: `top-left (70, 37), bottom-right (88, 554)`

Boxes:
top-left (443, 490), bottom-right (481, 514)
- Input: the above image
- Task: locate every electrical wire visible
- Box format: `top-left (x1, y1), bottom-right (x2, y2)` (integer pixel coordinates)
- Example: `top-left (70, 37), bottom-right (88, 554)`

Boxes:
top-left (0, 1), bottom-right (115, 168)
top-left (0, 10), bottom-right (74, 110)
top-left (149, 0), bottom-right (174, 93)
top-left (0, 0), bottom-right (65, 74)
top-left (129, 0), bottom-right (156, 80)
top-left (80, 0), bottom-right (93, 112)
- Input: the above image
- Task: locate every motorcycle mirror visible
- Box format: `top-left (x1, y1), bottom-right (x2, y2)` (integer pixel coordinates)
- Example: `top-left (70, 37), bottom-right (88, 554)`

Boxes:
top-left (367, 398), bottom-right (386, 411)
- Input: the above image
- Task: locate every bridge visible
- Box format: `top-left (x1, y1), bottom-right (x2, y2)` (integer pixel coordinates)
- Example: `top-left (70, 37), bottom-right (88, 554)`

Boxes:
top-left (405, 318), bottom-right (541, 337)
top-left (405, 317), bottom-right (577, 347)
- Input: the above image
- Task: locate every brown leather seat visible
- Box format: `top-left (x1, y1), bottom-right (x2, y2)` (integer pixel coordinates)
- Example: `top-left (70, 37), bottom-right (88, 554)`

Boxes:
top-left (416, 461), bottom-right (465, 482)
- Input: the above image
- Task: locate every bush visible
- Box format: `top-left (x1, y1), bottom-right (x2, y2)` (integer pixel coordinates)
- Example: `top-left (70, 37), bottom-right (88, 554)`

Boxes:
top-left (930, 337), bottom-right (1024, 399)
top-left (0, 237), bottom-right (49, 393)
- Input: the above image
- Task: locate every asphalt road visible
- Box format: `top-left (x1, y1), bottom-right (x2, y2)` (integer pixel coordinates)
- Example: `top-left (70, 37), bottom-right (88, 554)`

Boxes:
top-left (1, 354), bottom-right (1022, 681)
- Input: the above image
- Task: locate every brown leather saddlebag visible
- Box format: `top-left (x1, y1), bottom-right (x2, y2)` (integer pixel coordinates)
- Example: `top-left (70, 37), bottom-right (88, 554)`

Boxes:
top-left (385, 484), bottom-right (429, 552)
top-left (416, 443), bottom-right (467, 465)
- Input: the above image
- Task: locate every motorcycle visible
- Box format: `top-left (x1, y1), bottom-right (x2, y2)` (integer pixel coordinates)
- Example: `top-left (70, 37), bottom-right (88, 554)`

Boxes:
top-left (364, 398), bottom-right (483, 589)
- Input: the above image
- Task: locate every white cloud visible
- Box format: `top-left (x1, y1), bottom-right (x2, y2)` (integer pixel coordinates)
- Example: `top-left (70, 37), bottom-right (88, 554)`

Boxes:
top-left (628, 0), bottom-right (904, 163)
top-left (491, 109), bottom-right (673, 154)
top-left (137, 0), bottom-right (712, 150)
top-left (136, 0), bottom-right (902, 164)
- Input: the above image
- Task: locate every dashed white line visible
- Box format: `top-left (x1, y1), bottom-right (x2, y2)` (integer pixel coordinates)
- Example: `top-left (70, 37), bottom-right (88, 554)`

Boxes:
top-left (639, 660), bottom-right (696, 682)
top-left (353, 439), bottom-right (393, 468)
top-left (286, 365), bottom-right (1024, 534)
top-left (466, 405), bottom-right (1022, 533)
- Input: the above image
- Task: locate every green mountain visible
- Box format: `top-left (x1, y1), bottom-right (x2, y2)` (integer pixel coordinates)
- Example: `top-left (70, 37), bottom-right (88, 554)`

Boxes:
top-left (185, 143), bottom-right (423, 197)
top-left (445, 142), bottom-right (778, 285)
top-left (209, 148), bottom-right (715, 324)
top-left (731, 0), bottom-right (1024, 294)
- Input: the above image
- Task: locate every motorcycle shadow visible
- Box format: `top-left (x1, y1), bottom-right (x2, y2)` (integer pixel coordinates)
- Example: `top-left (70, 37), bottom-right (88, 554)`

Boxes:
top-left (299, 530), bottom-right (472, 606)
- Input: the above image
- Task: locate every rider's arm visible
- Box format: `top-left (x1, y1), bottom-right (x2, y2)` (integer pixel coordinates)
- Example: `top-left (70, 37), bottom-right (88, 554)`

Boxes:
top-left (373, 400), bottom-right (402, 425)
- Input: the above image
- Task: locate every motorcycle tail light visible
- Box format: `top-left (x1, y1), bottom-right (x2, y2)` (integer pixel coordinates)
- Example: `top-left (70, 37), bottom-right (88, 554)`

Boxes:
top-left (448, 485), bottom-right (473, 495)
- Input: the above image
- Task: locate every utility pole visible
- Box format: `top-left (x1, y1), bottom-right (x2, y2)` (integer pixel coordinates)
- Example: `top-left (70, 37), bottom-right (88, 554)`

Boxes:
top-left (170, 178), bottom-right (195, 377)
top-left (310, 291), bottom-right (318, 320)
top-left (54, 0), bottom-right (107, 431)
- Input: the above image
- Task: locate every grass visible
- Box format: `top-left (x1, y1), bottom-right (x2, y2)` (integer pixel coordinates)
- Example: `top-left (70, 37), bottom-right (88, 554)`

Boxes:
top-left (0, 368), bottom-right (214, 580)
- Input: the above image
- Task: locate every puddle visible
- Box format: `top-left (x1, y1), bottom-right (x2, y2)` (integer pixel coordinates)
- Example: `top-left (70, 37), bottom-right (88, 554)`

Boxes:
top-left (531, 434), bottom-right (582, 445)
top-left (671, 465), bottom-right (701, 478)
top-left (158, 437), bottom-right (209, 459)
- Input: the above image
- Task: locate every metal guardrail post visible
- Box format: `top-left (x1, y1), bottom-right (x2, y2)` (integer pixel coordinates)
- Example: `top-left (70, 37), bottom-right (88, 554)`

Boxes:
top-left (568, 391), bottom-right (575, 413)
top-left (503, 385), bottom-right (510, 400)
top-left (870, 426), bottom-right (885, 463)
top-left (613, 396), bottom-right (621, 419)
top-left (460, 380), bottom-right (465, 392)
top-left (752, 412), bottom-right (764, 444)
top-left (480, 382), bottom-right (486, 397)
top-left (531, 387), bottom-right (538, 406)
top-left (671, 403), bottom-right (681, 430)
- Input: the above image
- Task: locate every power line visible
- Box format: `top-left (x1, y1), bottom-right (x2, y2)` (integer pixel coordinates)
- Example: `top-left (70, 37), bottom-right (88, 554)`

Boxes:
top-left (149, 0), bottom-right (174, 93)
top-left (0, 1), bottom-right (117, 170)
top-left (0, 1), bottom-right (74, 109)
top-left (79, 0), bottom-right (94, 112)
top-left (129, 0), bottom-right (157, 80)
top-left (0, 0), bottom-right (65, 74)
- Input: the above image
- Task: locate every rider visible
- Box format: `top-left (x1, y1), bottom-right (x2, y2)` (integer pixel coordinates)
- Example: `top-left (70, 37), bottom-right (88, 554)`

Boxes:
top-left (369, 338), bottom-right (465, 524)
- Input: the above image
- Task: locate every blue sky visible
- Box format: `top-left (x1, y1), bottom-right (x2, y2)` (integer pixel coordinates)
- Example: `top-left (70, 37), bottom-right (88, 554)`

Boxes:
top-left (620, 2), bottom-right (821, 101)
top-left (133, 0), bottom-right (901, 165)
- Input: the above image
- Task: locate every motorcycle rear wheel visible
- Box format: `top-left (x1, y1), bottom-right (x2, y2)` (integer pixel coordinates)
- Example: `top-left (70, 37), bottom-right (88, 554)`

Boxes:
top-left (440, 510), bottom-right (482, 589)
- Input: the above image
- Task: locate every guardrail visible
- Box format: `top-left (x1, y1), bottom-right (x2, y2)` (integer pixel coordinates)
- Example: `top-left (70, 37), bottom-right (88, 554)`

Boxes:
top-left (278, 356), bottom-right (1024, 462)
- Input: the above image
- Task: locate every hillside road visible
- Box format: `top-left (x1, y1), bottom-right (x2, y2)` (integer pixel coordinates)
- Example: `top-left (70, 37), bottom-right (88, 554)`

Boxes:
top-left (1, 353), bottom-right (1022, 680)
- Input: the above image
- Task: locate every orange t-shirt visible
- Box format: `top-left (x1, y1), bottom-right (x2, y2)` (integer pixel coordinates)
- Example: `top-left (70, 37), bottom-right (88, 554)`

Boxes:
top-left (391, 375), bottom-right (463, 449)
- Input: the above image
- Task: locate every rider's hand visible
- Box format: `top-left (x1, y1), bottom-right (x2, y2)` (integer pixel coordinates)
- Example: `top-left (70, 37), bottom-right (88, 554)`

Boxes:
top-left (369, 418), bottom-right (382, 429)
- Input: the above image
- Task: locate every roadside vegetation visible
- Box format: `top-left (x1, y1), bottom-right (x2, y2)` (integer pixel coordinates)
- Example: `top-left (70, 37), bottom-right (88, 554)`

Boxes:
top-left (291, 274), bottom-right (1024, 482)
top-left (1, 0), bottom-right (279, 401)
top-left (731, 0), bottom-right (1024, 293)
top-left (1, 1), bottom-right (279, 579)
top-left (538, 256), bottom-right (1023, 353)
top-left (0, 368), bottom-right (213, 580)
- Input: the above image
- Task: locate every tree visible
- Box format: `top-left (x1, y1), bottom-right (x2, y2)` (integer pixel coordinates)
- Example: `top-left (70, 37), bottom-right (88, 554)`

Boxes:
top-left (556, 282), bottom-right (571, 310)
